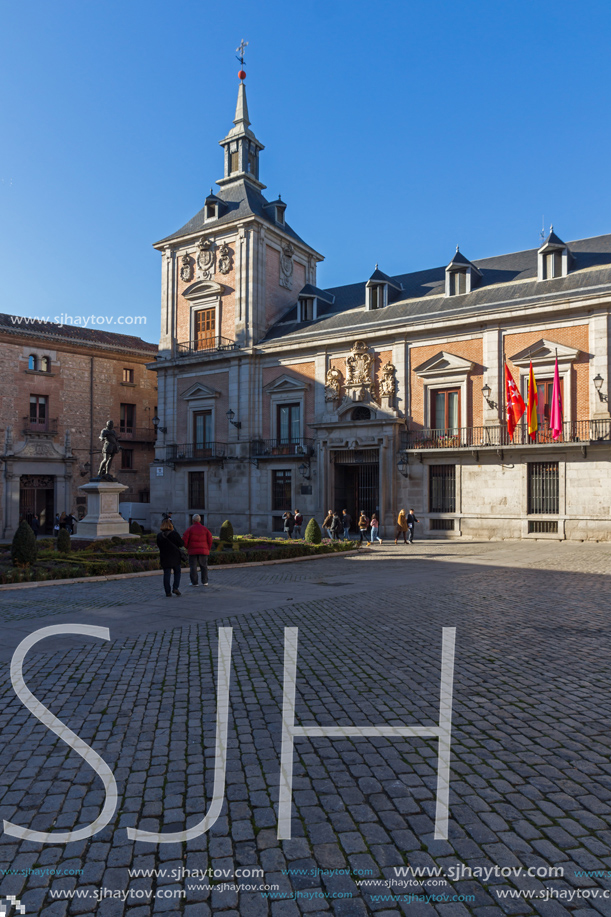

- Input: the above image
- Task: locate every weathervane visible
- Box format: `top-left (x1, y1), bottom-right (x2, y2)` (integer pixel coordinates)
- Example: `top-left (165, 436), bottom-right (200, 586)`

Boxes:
top-left (236, 39), bottom-right (248, 65)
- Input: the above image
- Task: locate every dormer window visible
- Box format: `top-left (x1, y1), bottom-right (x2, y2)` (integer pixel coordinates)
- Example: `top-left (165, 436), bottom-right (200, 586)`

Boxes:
top-left (365, 266), bottom-right (403, 311)
top-left (445, 247), bottom-right (481, 297)
top-left (206, 203), bottom-right (217, 220)
top-left (230, 149), bottom-right (239, 174)
top-left (298, 298), bottom-right (315, 322)
top-left (369, 285), bottom-right (384, 309)
top-left (276, 206), bottom-right (285, 225)
top-left (538, 229), bottom-right (571, 280)
top-left (449, 271), bottom-right (467, 295)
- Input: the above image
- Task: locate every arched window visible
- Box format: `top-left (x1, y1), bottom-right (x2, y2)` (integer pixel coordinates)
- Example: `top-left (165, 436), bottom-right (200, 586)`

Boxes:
top-left (41, 356), bottom-right (50, 372)
top-left (352, 407), bottom-right (371, 421)
top-left (28, 355), bottom-right (37, 371)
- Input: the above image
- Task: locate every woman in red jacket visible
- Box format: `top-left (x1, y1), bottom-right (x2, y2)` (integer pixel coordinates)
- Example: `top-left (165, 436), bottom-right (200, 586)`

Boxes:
top-left (182, 514), bottom-right (213, 586)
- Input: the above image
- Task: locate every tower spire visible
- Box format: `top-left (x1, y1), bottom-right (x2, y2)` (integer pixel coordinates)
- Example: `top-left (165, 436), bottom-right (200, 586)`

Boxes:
top-left (217, 46), bottom-right (265, 191)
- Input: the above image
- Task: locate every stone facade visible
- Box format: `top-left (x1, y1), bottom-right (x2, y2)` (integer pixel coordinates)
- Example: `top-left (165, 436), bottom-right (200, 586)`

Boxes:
top-left (0, 319), bottom-right (158, 536)
top-left (149, 78), bottom-right (611, 542)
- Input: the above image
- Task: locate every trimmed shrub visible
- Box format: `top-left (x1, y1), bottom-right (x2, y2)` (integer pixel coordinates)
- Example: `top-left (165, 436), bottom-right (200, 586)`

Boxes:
top-left (304, 517), bottom-right (322, 545)
top-left (11, 521), bottom-right (38, 566)
top-left (56, 528), bottom-right (71, 554)
top-left (129, 520), bottom-right (143, 535)
top-left (219, 520), bottom-right (234, 551)
top-left (111, 536), bottom-right (122, 545)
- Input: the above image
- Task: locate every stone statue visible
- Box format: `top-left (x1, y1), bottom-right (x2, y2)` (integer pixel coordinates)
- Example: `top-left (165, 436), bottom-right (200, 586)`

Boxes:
top-left (97, 420), bottom-right (121, 478)
top-left (380, 361), bottom-right (397, 397)
top-left (325, 366), bottom-right (342, 402)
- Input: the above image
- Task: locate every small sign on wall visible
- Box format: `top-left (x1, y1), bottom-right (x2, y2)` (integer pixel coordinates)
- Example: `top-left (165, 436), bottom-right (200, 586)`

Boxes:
top-left (156, 466), bottom-right (164, 476)
top-left (300, 484), bottom-right (312, 495)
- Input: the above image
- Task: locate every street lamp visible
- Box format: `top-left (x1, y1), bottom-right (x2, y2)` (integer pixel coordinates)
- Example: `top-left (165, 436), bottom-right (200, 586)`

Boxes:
top-left (593, 374), bottom-right (608, 402)
top-left (226, 408), bottom-right (241, 429)
top-left (152, 415), bottom-right (167, 434)
top-left (298, 461), bottom-right (311, 480)
top-left (481, 383), bottom-right (497, 410)
top-left (397, 454), bottom-right (409, 478)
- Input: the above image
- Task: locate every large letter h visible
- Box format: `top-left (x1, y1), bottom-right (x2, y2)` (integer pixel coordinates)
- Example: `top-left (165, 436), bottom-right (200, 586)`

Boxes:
top-left (278, 627), bottom-right (456, 841)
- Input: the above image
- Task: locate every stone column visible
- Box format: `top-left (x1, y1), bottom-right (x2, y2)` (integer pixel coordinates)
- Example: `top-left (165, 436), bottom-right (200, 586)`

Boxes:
top-left (590, 313), bottom-right (611, 419)
top-left (482, 328), bottom-right (502, 425)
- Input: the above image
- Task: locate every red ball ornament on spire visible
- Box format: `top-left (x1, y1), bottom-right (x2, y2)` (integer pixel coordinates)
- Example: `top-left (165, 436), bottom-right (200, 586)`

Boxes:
top-left (238, 69), bottom-right (246, 81)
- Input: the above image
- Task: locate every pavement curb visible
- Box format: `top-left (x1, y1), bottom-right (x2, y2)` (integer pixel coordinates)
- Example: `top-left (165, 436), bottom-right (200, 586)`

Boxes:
top-left (0, 546), bottom-right (366, 592)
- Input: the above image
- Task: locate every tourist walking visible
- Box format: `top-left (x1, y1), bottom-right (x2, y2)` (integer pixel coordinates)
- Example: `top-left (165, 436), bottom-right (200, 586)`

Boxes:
top-left (406, 509), bottom-right (419, 543)
top-left (358, 511), bottom-right (369, 543)
top-left (182, 514), bottom-right (213, 586)
top-left (342, 509), bottom-right (352, 540)
top-left (156, 519), bottom-right (185, 597)
top-left (395, 509), bottom-right (408, 544)
top-left (322, 509), bottom-right (334, 539)
top-left (368, 514), bottom-right (382, 545)
top-left (53, 514), bottom-right (60, 535)
top-left (293, 509), bottom-right (303, 538)
top-left (30, 515), bottom-right (40, 537)
top-left (331, 512), bottom-right (343, 540)
top-left (283, 510), bottom-right (295, 539)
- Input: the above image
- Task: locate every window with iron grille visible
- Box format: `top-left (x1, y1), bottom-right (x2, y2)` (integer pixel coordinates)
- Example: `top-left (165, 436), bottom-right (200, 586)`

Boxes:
top-left (429, 465), bottom-right (456, 513)
top-left (272, 470), bottom-right (292, 511)
top-left (527, 462), bottom-right (559, 514)
top-left (528, 520), bottom-right (558, 533)
top-left (431, 518), bottom-right (455, 530)
top-left (189, 472), bottom-right (206, 509)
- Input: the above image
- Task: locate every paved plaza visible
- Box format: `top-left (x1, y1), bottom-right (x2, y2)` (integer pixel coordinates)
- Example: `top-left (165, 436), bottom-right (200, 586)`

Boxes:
top-left (0, 540), bottom-right (611, 917)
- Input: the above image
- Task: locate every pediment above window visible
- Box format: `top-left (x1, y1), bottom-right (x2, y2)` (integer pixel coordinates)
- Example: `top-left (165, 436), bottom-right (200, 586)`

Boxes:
top-left (182, 279), bottom-right (224, 301)
top-left (181, 382), bottom-right (221, 400)
top-left (509, 339), bottom-right (580, 367)
top-left (413, 351), bottom-right (474, 378)
top-left (263, 373), bottom-right (310, 394)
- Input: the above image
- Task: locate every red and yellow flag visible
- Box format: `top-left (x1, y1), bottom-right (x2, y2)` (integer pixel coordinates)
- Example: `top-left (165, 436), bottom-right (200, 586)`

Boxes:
top-left (527, 361), bottom-right (538, 439)
top-left (505, 363), bottom-right (525, 439)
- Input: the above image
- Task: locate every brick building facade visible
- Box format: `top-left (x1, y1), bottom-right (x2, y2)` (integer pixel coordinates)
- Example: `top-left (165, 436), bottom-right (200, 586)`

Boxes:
top-left (149, 77), bottom-right (611, 541)
top-left (0, 315), bottom-right (158, 536)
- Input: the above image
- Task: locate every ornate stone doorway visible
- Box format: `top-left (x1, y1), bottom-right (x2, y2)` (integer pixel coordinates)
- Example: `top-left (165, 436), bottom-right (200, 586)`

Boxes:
top-left (332, 450), bottom-right (379, 529)
top-left (19, 474), bottom-right (55, 534)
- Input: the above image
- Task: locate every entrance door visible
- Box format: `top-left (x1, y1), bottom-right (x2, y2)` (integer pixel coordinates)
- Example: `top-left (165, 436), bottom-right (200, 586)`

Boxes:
top-left (19, 475), bottom-right (55, 534)
top-left (334, 462), bottom-right (379, 530)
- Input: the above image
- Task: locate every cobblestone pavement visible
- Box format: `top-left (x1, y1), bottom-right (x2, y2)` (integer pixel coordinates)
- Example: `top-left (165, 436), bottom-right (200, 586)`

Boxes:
top-left (0, 541), bottom-right (611, 916)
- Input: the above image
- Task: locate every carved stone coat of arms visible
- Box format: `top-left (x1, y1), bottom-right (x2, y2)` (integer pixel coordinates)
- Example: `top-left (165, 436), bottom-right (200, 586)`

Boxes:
top-left (197, 238), bottom-right (215, 280)
top-left (279, 242), bottom-right (294, 289)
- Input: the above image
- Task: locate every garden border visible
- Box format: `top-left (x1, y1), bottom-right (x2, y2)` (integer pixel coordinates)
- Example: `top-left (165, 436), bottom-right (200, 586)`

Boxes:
top-left (0, 546), bottom-right (365, 592)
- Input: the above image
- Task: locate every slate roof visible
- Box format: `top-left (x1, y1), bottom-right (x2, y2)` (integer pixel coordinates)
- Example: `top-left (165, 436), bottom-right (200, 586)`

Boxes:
top-left (156, 179), bottom-right (314, 250)
top-left (262, 233), bottom-right (611, 344)
top-left (0, 312), bottom-right (158, 355)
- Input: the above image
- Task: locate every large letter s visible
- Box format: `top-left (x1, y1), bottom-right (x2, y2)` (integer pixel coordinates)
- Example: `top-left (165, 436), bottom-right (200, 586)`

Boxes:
top-left (3, 624), bottom-right (118, 844)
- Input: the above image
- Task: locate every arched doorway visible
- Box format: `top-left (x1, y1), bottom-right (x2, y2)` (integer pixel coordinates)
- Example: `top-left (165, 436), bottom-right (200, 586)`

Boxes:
top-left (19, 474), bottom-right (55, 535)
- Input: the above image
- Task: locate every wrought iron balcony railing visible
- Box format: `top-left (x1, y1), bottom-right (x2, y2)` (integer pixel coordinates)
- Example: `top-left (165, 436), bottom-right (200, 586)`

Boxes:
top-left (401, 420), bottom-right (611, 451)
top-left (119, 426), bottom-right (157, 442)
top-left (250, 438), bottom-right (315, 458)
top-left (176, 336), bottom-right (240, 357)
top-left (165, 442), bottom-right (227, 461)
top-left (23, 416), bottom-right (58, 435)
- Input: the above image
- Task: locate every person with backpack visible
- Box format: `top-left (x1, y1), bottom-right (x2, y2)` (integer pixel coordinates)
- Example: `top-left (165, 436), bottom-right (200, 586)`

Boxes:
top-left (283, 510), bottom-right (295, 539)
top-left (406, 508), bottom-right (419, 543)
top-left (331, 512), bottom-right (342, 540)
top-left (358, 511), bottom-right (369, 543)
top-left (182, 514), bottom-right (213, 586)
top-left (156, 519), bottom-right (185, 597)
top-left (293, 509), bottom-right (303, 538)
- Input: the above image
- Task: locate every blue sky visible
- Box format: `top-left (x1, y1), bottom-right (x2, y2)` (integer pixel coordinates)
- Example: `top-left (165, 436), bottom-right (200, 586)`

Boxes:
top-left (1, 0), bottom-right (610, 344)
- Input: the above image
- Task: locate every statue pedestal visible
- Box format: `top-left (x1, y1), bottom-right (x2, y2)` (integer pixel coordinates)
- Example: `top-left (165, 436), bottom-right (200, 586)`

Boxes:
top-left (77, 481), bottom-right (137, 540)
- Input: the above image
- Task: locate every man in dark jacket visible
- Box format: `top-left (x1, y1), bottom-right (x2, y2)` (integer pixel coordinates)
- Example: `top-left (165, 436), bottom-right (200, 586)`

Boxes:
top-left (406, 509), bottom-right (419, 543)
top-left (156, 520), bottom-right (185, 596)
top-left (30, 515), bottom-right (40, 537)
top-left (283, 511), bottom-right (295, 539)
top-left (182, 514), bottom-right (213, 586)
top-left (341, 509), bottom-right (352, 540)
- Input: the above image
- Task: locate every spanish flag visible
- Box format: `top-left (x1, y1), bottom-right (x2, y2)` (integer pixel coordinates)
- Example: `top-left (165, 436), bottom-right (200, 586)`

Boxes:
top-left (527, 361), bottom-right (538, 439)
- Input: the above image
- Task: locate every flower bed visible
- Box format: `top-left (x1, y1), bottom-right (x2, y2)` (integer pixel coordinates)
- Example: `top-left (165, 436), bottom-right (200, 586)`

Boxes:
top-left (0, 537), bottom-right (358, 584)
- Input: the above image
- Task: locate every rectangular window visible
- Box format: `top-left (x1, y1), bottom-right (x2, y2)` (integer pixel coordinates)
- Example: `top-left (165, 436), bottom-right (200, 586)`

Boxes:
top-left (230, 150), bottom-right (239, 173)
top-left (194, 308), bottom-right (216, 350)
top-left (189, 472), bottom-right (206, 509)
top-left (544, 251), bottom-right (562, 279)
top-left (450, 271), bottom-right (467, 295)
top-left (429, 465), bottom-right (456, 513)
top-left (370, 286), bottom-right (380, 309)
top-left (206, 204), bottom-right (216, 220)
top-left (528, 462), bottom-right (559, 515)
top-left (272, 469), bottom-right (292, 511)
top-left (121, 448), bottom-right (133, 469)
top-left (122, 368), bottom-right (134, 383)
top-left (431, 388), bottom-right (460, 432)
top-left (299, 299), bottom-right (314, 321)
top-left (120, 403), bottom-right (135, 433)
top-left (193, 411), bottom-right (213, 452)
top-left (277, 403), bottom-right (300, 444)
top-left (29, 395), bottom-right (47, 426)
top-left (535, 377), bottom-right (564, 429)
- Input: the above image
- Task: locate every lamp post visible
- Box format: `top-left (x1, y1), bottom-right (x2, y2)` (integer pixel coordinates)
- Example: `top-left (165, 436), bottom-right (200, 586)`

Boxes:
top-left (593, 374), bottom-right (608, 402)
top-left (397, 454), bottom-right (409, 478)
top-left (152, 415), bottom-right (167, 434)
top-left (226, 409), bottom-right (241, 429)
